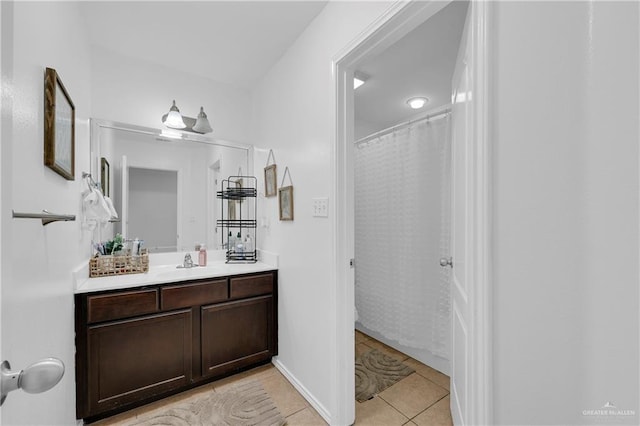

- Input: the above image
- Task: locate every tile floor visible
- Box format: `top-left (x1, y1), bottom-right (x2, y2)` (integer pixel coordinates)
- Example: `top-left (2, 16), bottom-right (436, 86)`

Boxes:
top-left (355, 330), bottom-right (452, 426)
top-left (92, 331), bottom-right (451, 425)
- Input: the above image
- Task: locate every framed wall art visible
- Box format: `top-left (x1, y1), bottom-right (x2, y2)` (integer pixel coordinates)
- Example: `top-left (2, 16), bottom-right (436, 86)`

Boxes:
top-left (279, 186), bottom-right (294, 221)
top-left (278, 166), bottom-right (294, 221)
top-left (264, 149), bottom-right (277, 197)
top-left (44, 67), bottom-right (75, 180)
top-left (100, 157), bottom-right (110, 197)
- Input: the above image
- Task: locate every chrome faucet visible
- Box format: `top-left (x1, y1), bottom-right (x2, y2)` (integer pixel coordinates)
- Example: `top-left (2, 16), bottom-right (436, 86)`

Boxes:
top-left (183, 253), bottom-right (194, 268)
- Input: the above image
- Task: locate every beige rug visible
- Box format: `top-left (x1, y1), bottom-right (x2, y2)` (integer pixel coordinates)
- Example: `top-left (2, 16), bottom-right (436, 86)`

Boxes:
top-left (132, 380), bottom-right (286, 426)
top-left (355, 349), bottom-right (414, 402)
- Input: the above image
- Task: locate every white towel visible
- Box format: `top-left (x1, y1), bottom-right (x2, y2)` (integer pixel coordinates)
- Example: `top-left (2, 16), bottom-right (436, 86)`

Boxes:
top-left (82, 186), bottom-right (112, 227)
top-left (104, 196), bottom-right (118, 219)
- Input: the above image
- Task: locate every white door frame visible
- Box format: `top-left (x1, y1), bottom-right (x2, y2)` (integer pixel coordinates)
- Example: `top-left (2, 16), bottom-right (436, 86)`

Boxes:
top-left (331, 1), bottom-right (493, 424)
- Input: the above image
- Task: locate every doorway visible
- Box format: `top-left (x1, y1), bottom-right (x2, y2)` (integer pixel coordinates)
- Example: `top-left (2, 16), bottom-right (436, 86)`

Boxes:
top-left (332, 1), bottom-right (492, 425)
top-left (128, 167), bottom-right (178, 253)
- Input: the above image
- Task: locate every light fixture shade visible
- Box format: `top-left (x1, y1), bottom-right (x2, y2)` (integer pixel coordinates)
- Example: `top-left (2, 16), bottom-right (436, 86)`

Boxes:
top-left (192, 106), bottom-right (213, 134)
top-left (163, 100), bottom-right (186, 129)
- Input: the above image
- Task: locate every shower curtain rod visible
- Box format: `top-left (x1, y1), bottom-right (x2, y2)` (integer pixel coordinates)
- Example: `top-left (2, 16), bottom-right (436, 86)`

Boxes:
top-left (354, 107), bottom-right (451, 145)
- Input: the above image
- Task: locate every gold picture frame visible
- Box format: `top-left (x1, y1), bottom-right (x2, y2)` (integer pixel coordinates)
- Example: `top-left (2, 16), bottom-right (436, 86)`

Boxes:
top-left (44, 67), bottom-right (75, 180)
top-left (264, 164), bottom-right (277, 197)
top-left (279, 186), bottom-right (294, 221)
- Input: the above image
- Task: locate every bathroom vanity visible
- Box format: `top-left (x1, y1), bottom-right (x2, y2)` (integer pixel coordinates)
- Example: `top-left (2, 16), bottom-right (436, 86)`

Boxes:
top-left (74, 265), bottom-right (277, 422)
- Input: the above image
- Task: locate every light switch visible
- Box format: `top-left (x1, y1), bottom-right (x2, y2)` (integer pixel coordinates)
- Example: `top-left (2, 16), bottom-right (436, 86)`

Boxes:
top-left (312, 198), bottom-right (329, 218)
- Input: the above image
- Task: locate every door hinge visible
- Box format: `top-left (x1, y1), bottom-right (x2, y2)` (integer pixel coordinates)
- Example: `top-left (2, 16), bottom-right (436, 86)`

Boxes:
top-left (349, 258), bottom-right (355, 268)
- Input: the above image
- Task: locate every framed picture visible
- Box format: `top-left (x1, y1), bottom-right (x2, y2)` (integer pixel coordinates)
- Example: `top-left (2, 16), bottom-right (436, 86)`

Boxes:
top-left (264, 164), bottom-right (277, 197)
top-left (44, 67), bottom-right (75, 180)
top-left (100, 157), bottom-right (110, 197)
top-left (279, 186), bottom-right (294, 221)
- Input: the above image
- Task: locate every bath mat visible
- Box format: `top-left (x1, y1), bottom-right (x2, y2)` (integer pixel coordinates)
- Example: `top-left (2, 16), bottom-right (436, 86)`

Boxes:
top-left (355, 349), bottom-right (414, 402)
top-left (132, 380), bottom-right (286, 426)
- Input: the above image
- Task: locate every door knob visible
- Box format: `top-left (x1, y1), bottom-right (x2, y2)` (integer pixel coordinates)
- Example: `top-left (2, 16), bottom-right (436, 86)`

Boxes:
top-left (1, 358), bottom-right (64, 406)
top-left (439, 257), bottom-right (453, 268)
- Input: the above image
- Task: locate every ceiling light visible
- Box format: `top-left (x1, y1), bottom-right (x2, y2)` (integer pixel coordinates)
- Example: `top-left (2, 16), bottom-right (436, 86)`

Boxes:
top-left (354, 71), bottom-right (369, 90)
top-left (407, 97), bottom-right (429, 109)
top-left (162, 101), bottom-right (213, 134)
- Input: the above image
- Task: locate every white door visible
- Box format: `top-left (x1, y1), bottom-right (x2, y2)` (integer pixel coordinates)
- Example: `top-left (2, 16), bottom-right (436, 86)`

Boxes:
top-left (449, 7), bottom-right (472, 426)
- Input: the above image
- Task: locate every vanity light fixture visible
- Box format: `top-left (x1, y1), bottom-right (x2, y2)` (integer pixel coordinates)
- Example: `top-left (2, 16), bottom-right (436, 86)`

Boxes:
top-left (163, 100), bottom-right (186, 129)
top-left (407, 96), bottom-right (429, 109)
top-left (162, 101), bottom-right (213, 134)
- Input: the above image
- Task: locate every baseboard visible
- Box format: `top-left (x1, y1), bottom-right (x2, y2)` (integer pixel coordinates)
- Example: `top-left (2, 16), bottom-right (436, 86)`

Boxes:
top-left (271, 358), bottom-right (332, 424)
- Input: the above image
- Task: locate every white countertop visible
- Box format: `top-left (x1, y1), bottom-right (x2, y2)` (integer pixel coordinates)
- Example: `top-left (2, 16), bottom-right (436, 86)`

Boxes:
top-left (74, 250), bottom-right (278, 294)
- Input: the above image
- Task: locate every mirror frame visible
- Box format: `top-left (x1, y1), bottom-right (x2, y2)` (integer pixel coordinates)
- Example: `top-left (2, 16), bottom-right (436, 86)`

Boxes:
top-left (89, 118), bottom-right (254, 252)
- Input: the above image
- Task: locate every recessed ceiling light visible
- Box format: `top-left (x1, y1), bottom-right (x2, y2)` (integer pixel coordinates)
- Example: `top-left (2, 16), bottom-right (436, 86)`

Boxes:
top-left (407, 97), bottom-right (429, 109)
top-left (354, 71), bottom-right (369, 90)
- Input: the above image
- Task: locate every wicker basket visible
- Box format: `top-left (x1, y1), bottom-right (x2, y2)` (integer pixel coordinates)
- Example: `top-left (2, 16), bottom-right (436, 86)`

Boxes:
top-left (89, 249), bottom-right (149, 278)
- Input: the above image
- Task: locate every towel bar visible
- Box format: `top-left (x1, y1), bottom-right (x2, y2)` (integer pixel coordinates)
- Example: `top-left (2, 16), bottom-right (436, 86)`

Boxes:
top-left (12, 210), bottom-right (76, 226)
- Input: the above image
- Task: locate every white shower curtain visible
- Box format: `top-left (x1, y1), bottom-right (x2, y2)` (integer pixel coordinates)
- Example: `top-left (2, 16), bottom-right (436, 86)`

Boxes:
top-left (355, 114), bottom-right (451, 359)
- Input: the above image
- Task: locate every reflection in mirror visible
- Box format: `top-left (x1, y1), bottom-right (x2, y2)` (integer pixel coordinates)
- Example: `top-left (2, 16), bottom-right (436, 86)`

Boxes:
top-left (90, 120), bottom-right (251, 253)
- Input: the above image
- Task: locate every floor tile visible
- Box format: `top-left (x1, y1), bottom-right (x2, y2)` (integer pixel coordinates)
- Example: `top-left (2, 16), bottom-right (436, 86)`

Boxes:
top-left (404, 358), bottom-right (450, 391)
top-left (356, 341), bottom-right (374, 358)
top-left (286, 407), bottom-right (329, 425)
top-left (355, 397), bottom-right (409, 426)
top-left (379, 373), bottom-right (448, 419)
top-left (355, 330), bottom-right (371, 344)
top-left (361, 338), bottom-right (410, 362)
top-left (413, 395), bottom-right (452, 426)
top-left (260, 370), bottom-right (308, 417)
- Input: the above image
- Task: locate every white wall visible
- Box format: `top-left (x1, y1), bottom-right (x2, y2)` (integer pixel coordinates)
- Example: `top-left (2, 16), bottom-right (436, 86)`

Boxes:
top-left (492, 2), bottom-right (639, 424)
top-left (251, 1), bottom-right (393, 422)
top-left (0, 2), bottom-right (92, 424)
top-left (91, 46), bottom-right (251, 144)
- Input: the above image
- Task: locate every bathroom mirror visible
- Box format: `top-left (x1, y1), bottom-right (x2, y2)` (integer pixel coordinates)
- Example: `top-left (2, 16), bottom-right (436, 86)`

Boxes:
top-left (90, 119), bottom-right (252, 253)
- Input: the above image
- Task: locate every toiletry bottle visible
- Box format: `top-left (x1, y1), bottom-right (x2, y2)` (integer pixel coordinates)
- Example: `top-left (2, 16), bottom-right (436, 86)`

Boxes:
top-left (235, 231), bottom-right (244, 254)
top-left (245, 233), bottom-right (253, 253)
top-left (132, 238), bottom-right (140, 256)
top-left (199, 244), bottom-right (207, 266)
top-left (228, 231), bottom-right (234, 252)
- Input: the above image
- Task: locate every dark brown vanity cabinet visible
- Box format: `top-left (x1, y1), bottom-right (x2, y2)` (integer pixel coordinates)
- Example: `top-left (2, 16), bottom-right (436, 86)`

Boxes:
top-left (75, 271), bottom-right (277, 421)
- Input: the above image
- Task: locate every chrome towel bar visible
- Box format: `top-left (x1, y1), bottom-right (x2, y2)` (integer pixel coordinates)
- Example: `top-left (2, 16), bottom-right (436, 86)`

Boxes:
top-left (12, 210), bottom-right (76, 226)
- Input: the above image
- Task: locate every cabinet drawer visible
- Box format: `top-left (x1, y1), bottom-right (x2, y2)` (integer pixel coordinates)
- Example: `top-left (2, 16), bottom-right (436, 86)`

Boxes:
top-left (230, 274), bottom-right (273, 299)
top-left (161, 279), bottom-right (228, 310)
top-left (88, 289), bottom-right (159, 323)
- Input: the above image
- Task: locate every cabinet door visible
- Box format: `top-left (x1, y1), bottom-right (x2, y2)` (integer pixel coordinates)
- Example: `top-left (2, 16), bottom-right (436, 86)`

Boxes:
top-left (201, 295), bottom-right (274, 378)
top-left (87, 309), bottom-right (192, 416)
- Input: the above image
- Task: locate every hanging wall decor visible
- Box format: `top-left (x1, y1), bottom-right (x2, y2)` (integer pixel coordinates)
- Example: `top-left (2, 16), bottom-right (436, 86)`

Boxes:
top-left (264, 149), bottom-right (277, 197)
top-left (44, 67), bottom-right (75, 180)
top-left (100, 157), bottom-right (110, 197)
top-left (278, 166), bottom-right (294, 221)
